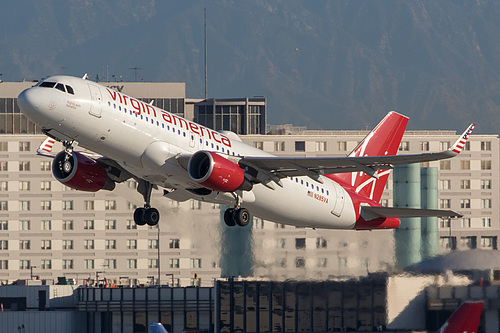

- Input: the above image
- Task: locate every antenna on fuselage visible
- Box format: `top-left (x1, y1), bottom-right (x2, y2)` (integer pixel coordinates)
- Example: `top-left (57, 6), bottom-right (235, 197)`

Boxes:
top-left (82, 73), bottom-right (89, 80)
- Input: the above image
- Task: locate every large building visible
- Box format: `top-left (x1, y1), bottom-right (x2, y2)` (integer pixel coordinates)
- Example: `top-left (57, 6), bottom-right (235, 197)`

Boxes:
top-left (0, 79), bottom-right (498, 285)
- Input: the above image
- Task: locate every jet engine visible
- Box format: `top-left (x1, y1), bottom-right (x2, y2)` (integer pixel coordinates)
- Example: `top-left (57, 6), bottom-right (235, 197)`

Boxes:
top-left (52, 151), bottom-right (115, 192)
top-left (188, 151), bottom-right (252, 192)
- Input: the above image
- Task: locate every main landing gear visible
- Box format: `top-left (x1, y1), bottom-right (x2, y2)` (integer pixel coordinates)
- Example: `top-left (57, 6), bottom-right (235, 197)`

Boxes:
top-left (134, 180), bottom-right (160, 226)
top-left (223, 193), bottom-right (251, 227)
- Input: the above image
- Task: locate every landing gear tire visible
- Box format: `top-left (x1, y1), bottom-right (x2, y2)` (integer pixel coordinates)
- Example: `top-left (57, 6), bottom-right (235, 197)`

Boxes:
top-left (145, 208), bottom-right (160, 226)
top-left (134, 207), bottom-right (147, 226)
top-left (224, 208), bottom-right (236, 227)
top-left (234, 208), bottom-right (250, 227)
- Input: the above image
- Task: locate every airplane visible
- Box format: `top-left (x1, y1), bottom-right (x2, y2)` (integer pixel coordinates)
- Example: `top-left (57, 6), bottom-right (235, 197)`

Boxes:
top-left (438, 301), bottom-right (483, 333)
top-left (149, 322), bottom-right (168, 333)
top-left (17, 75), bottom-right (474, 229)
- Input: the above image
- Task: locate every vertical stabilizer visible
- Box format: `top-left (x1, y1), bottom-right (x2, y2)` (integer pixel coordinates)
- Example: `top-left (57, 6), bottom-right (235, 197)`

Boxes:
top-left (438, 301), bottom-right (483, 333)
top-left (329, 111), bottom-right (408, 203)
top-left (150, 323), bottom-right (169, 333)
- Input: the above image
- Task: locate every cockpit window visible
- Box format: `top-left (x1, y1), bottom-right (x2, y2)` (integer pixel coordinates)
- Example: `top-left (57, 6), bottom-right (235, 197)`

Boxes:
top-left (39, 81), bottom-right (56, 88)
top-left (55, 83), bottom-right (66, 92)
top-left (66, 85), bottom-right (74, 95)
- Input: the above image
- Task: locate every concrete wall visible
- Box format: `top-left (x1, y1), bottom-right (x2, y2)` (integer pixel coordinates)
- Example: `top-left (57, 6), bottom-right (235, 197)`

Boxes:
top-left (0, 311), bottom-right (86, 333)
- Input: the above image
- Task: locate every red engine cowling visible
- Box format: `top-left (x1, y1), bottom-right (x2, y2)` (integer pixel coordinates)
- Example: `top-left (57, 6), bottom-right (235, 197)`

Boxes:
top-left (52, 151), bottom-right (115, 192)
top-left (188, 151), bottom-right (251, 192)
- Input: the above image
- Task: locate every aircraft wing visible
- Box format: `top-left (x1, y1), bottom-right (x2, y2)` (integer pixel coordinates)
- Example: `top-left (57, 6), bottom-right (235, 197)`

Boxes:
top-left (361, 206), bottom-right (463, 219)
top-left (239, 124), bottom-right (474, 181)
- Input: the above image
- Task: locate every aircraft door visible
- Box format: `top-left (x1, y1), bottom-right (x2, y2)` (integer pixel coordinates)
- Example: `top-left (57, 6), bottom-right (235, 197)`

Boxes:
top-left (88, 84), bottom-right (103, 118)
top-left (331, 182), bottom-right (345, 217)
top-left (189, 132), bottom-right (197, 148)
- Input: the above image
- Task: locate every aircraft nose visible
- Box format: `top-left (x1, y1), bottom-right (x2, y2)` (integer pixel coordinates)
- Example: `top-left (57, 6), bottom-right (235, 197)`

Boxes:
top-left (17, 88), bottom-right (38, 114)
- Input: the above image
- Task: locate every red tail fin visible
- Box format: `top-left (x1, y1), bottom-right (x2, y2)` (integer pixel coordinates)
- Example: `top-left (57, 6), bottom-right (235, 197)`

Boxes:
top-left (329, 111), bottom-right (408, 203)
top-left (439, 301), bottom-right (483, 333)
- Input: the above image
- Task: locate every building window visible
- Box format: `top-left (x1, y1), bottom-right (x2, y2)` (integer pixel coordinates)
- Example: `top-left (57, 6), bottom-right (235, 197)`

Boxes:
top-left (190, 200), bottom-right (201, 210)
top-left (295, 238), bottom-right (306, 249)
top-left (440, 180), bottom-right (451, 190)
top-left (440, 218), bottom-right (451, 228)
top-left (148, 239), bottom-right (159, 249)
top-left (399, 141), bottom-right (409, 151)
top-left (481, 180), bottom-right (492, 189)
top-left (274, 141), bottom-right (285, 152)
top-left (19, 181), bottom-right (30, 191)
top-left (41, 260), bottom-right (51, 270)
top-left (481, 141), bottom-right (491, 151)
top-left (169, 258), bottom-right (180, 268)
top-left (127, 239), bottom-right (137, 249)
top-left (20, 260), bottom-right (31, 270)
top-left (19, 201), bottom-right (30, 211)
top-left (19, 161), bottom-right (30, 171)
top-left (316, 237), bottom-right (327, 249)
top-left (41, 240), bottom-right (51, 250)
top-left (440, 160), bottom-right (451, 170)
top-left (20, 240), bottom-right (30, 250)
top-left (41, 220), bottom-right (51, 230)
top-left (481, 160), bottom-right (491, 170)
top-left (420, 141), bottom-right (429, 151)
top-left (41, 181), bottom-right (51, 191)
top-left (104, 259), bottom-right (117, 269)
top-left (84, 220), bottom-right (94, 230)
top-left (317, 258), bottom-right (328, 268)
top-left (295, 141), bottom-right (305, 152)
top-left (126, 220), bottom-right (137, 230)
top-left (19, 142), bottom-right (30, 152)
top-left (191, 258), bottom-right (202, 268)
top-left (440, 199), bottom-right (451, 209)
top-left (169, 239), bottom-right (180, 249)
top-left (84, 259), bottom-right (94, 269)
top-left (460, 236), bottom-right (476, 249)
top-left (0, 201), bottom-right (7, 211)
top-left (105, 220), bottom-right (116, 230)
top-left (63, 220), bottom-right (73, 230)
top-left (19, 220), bottom-right (30, 230)
top-left (440, 141), bottom-right (450, 150)
top-left (84, 240), bottom-right (94, 250)
top-left (253, 141), bottom-right (263, 149)
top-left (84, 200), bottom-right (94, 210)
top-left (63, 260), bottom-right (74, 269)
top-left (460, 160), bottom-right (470, 170)
top-left (62, 200), bottom-right (73, 210)
top-left (460, 199), bottom-right (471, 209)
top-left (460, 180), bottom-right (470, 190)
top-left (316, 141), bottom-right (327, 152)
top-left (0, 181), bottom-right (7, 191)
top-left (440, 236), bottom-right (456, 250)
top-left (127, 259), bottom-right (137, 269)
top-left (461, 218), bottom-right (471, 228)
top-left (0, 221), bottom-right (7, 230)
top-left (105, 240), bottom-right (116, 250)
top-left (62, 240), bottom-right (73, 250)
top-left (0, 260), bottom-right (8, 270)
top-left (40, 201), bottom-right (51, 211)
top-left (481, 236), bottom-right (497, 249)
top-left (148, 259), bottom-right (159, 269)
top-left (337, 141), bottom-right (347, 151)
top-left (0, 143), bottom-right (7, 151)
top-left (482, 218), bottom-right (492, 228)
top-left (40, 161), bottom-right (51, 171)
top-left (481, 199), bottom-right (492, 209)
top-left (0, 240), bottom-right (8, 250)
top-left (295, 257), bottom-right (306, 268)
top-left (105, 200), bottom-right (116, 210)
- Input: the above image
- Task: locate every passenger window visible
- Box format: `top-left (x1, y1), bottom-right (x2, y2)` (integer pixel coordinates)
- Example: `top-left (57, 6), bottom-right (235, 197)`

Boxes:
top-left (55, 83), bottom-right (66, 92)
top-left (66, 85), bottom-right (74, 94)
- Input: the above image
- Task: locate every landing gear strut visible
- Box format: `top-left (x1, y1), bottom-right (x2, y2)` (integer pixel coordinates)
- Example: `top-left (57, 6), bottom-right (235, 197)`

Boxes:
top-left (134, 180), bottom-right (160, 226)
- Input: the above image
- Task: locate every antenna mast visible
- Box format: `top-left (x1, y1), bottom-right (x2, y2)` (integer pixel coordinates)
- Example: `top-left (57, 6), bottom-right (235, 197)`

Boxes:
top-left (204, 7), bottom-right (208, 99)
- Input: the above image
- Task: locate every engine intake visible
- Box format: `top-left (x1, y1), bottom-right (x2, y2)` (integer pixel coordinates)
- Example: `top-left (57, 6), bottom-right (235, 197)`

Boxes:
top-left (52, 151), bottom-right (115, 192)
top-left (188, 151), bottom-right (252, 192)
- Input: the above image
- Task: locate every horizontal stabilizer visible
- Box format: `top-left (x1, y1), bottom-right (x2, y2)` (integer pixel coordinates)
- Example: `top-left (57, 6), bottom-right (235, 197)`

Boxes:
top-left (361, 206), bottom-right (462, 219)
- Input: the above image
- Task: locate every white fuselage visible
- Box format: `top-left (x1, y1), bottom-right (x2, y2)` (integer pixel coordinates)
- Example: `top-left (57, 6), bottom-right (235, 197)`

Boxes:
top-left (18, 76), bottom-right (357, 229)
